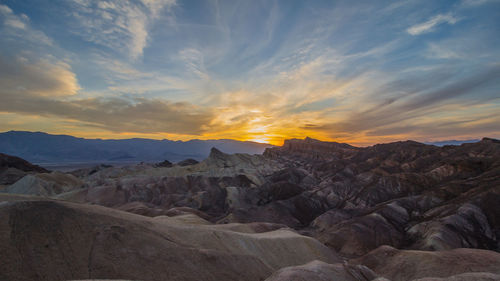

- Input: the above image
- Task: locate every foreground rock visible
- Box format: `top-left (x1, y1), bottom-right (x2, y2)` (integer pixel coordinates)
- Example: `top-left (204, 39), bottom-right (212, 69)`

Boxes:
top-left (412, 273), bottom-right (500, 280)
top-left (264, 260), bottom-right (378, 281)
top-left (264, 246), bottom-right (500, 281)
top-left (352, 245), bottom-right (500, 281)
top-left (0, 194), bottom-right (338, 281)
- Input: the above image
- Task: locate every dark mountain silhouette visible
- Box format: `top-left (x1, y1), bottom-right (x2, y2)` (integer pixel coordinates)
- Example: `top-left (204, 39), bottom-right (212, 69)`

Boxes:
top-left (0, 153), bottom-right (49, 185)
top-left (425, 139), bottom-right (480, 146)
top-left (0, 131), bottom-right (272, 164)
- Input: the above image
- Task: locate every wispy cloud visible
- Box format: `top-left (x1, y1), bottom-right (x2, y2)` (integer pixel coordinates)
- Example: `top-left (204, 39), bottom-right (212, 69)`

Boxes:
top-left (89, 53), bottom-right (194, 98)
top-left (300, 66), bottom-right (500, 143)
top-left (461, 0), bottom-right (500, 6)
top-left (407, 13), bottom-right (459, 35)
top-left (69, 0), bottom-right (175, 59)
top-left (0, 5), bottom-right (26, 29)
top-left (0, 4), bottom-right (53, 45)
top-left (178, 48), bottom-right (209, 80)
top-left (426, 43), bottom-right (461, 59)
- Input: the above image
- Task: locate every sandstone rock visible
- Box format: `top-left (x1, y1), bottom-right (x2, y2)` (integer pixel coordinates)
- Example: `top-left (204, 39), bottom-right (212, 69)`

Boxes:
top-left (176, 158), bottom-right (199, 166)
top-left (0, 195), bottom-right (339, 281)
top-left (408, 203), bottom-right (496, 250)
top-left (116, 201), bottom-right (170, 217)
top-left (70, 164), bottom-right (113, 178)
top-left (0, 167), bottom-right (31, 186)
top-left (264, 260), bottom-right (378, 281)
top-left (85, 185), bottom-right (126, 207)
top-left (5, 172), bottom-right (83, 196)
top-left (154, 160), bottom-right (173, 168)
top-left (352, 246), bottom-right (500, 281)
top-left (412, 272), bottom-right (500, 280)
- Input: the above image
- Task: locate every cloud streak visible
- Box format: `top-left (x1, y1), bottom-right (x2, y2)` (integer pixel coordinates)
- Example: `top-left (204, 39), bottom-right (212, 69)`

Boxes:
top-left (300, 66), bottom-right (500, 143)
top-left (1, 94), bottom-right (214, 135)
top-left (407, 13), bottom-right (459, 35)
top-left (69, 0), bottom-right (175, 59)
top-left (0, 4), bottom-right (53, 46)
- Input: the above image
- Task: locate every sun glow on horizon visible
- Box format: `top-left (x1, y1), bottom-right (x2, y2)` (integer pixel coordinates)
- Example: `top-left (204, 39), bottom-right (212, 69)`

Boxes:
top-left (248, 137), bottom-right (271, 144)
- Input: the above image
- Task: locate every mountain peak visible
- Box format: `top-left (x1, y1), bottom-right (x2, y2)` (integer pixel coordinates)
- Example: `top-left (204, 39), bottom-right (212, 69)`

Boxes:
top-left (481, 137), bottom-right (500, 144)
top-left (209, 147), bottom-right (226, 159)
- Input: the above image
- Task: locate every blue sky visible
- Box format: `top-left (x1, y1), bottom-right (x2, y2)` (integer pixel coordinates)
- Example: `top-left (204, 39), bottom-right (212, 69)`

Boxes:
top-left (0, 0), bottom-right (499, 145)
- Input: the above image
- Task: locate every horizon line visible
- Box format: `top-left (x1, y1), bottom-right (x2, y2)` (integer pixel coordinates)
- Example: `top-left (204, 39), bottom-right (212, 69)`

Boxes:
top-left (1, 130), bottom-right (488, 147)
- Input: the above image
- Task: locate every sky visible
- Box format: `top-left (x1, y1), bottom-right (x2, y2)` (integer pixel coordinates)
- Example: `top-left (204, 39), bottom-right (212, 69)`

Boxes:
top-left (0, 0), bottom-right (499, 145)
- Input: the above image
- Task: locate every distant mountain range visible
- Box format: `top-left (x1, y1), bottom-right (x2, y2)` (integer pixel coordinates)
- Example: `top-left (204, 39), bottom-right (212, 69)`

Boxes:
top-left (425, 139), bottom-right (480, 146)
top-left (0, 131), bottom-right (272, 164)
top-left (0, 131), bottom-right (483, 165)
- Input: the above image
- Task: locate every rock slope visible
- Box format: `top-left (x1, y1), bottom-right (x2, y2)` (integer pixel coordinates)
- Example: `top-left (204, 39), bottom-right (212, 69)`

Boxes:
top-left (263, 137), bottom-right (500, 255)
top-left (0, 153), bottom-right (49, 186)
top-left (0, 194), bottom-right (338, 281)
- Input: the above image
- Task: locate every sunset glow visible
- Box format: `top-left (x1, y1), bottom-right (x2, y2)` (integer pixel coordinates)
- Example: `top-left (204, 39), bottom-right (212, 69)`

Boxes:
top-left (0, 1), bottom-right (499, 145)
